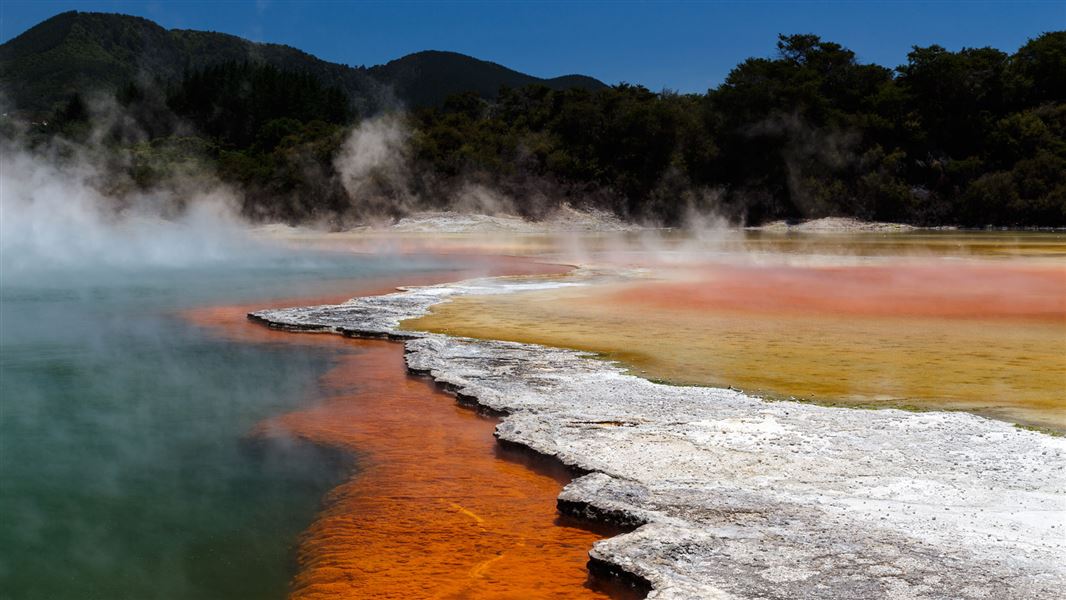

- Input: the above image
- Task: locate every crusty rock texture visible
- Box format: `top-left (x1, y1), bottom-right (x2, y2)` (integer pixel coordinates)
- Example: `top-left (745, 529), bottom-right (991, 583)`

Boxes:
top-left (250, 272), bottom-right (1066, 600)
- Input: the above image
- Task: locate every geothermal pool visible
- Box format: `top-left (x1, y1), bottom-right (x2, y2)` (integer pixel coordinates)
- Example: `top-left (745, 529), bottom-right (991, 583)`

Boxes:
top-left (185, 259), bottom-right (633, 600)
top-left (3, 228), bottom-right (1063, 599)
top-left (0, 246), bottom-right (629, 600)
top-left (188, 304), bottom-right (628, 599)
top-left (249, 243), bottom-right (1065, 599)
top-left (0, 253), bottom-right (459, 599)
top-left (406, 232), bottom-right (1066, 431)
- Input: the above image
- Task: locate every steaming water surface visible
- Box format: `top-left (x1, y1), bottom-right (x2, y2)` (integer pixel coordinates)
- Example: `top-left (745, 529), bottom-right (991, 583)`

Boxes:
top-left (406, 231), bottom-right (1066, 432)
top-left (4, 226), bottom-right (1064, 598)
top-left (0, 252), bottom-right (453, 600)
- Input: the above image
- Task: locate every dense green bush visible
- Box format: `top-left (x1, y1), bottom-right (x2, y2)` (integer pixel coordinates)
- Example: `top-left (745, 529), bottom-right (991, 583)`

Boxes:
top-left (404, 32), bottom-right (1066, 226)
top-left (34, 31), bottom-right (1066, 227)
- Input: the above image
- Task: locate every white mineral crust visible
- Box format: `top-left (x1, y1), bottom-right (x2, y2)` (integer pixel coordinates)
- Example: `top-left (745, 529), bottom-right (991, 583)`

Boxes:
top-left (250, 271), bottom-right (1066, 600)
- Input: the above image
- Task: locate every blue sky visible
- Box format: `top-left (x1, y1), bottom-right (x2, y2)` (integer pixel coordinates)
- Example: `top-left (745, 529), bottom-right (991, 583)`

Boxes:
top-left (2, 1), bottom-right (1063, 93)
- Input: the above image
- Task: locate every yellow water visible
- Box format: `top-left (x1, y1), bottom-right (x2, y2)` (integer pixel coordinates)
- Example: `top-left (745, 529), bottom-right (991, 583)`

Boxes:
top-left (265, 229), bottom-right (1066, 262)
top-left (404, 234), bottom-right (1066, 432)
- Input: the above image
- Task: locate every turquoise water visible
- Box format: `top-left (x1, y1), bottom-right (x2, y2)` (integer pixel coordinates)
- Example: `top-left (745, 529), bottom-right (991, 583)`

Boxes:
top-left (0, 251), bottom-right (451, 599)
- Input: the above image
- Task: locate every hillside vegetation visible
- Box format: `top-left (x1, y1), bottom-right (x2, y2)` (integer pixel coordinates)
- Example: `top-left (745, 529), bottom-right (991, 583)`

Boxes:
top-left (407, 33), bottom-right (1066, 226)
top-left (2, 11), bottom-right (1064, 227)
top-left (0, 11), bottom-right (604, 115)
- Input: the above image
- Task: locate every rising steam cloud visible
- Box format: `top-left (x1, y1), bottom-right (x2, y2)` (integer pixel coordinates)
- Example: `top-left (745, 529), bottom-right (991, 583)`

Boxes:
top-left (333, 114), bottom-right (561, 223)
top-left (334, 114), bottom-right (416, 221)
top-left (0, 141), bottom-right (263, 278)
top-left (1, 96), bottom-right (738, 279)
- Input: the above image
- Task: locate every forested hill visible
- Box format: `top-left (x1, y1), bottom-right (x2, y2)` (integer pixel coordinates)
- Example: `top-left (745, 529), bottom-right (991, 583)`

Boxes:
top-left (368, 51), bottom-right (605, 107)
top-left (3, 11), bottom-right (1065, 228)
top-left (0, 11), bottom-right (606, 115)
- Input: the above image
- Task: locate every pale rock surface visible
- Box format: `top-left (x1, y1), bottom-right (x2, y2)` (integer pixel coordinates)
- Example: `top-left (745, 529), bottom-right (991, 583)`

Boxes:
top-left (250, 272), bottom-right (1065, 600)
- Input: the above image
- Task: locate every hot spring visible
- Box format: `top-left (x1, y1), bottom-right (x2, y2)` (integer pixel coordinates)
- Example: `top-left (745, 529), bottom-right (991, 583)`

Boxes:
top-left (0, 249), bottom-right (459, 599)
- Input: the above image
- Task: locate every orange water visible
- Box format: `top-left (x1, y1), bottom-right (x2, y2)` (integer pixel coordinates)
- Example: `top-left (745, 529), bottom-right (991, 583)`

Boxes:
top-left (185, 260), bottom-right (634, 599)
top-left (260, 342), bottom-right (624, 599)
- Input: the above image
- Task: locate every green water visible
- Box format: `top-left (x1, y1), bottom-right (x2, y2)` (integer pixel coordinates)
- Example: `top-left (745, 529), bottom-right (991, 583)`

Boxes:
top-left (0, 252), bottom-right (451, 600)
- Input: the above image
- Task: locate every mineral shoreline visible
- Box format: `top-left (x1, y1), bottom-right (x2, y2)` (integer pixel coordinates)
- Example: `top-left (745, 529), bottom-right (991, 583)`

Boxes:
top-left (250, 270), bottom-right (1066, 600)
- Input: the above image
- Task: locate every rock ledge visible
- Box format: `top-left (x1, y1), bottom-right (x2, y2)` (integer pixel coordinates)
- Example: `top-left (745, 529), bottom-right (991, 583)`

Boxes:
top-left (250, 272), bottom-right (1066, 600)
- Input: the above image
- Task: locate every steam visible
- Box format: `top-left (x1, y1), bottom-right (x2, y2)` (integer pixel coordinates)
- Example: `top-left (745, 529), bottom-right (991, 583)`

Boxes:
top-left (747, 112), bottom-right (860, 217)
top-left (334, 114), bottom-right (415, 222)
top-left (0, 87), bottom-right (281, 282)
top-left (0, 83), bottom-right (746, 282)
top-left (0, 144), bottom-right (258, 277)
top-left (332, 114), bottom-right (524, 222)
top-left (449, 182), bottom-right (519, 215)
top-left (330, 113), bottom-right (727, 231)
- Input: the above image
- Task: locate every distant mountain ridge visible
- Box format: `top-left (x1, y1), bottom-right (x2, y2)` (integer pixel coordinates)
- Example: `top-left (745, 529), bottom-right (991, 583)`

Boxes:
top-left (0, 11), bottom-right (606, 116)
top-left (367, 50), bottom-right (606, 107)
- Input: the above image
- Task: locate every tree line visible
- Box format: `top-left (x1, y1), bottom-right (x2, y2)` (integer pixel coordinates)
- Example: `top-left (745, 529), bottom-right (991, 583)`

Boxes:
top-left (30, 32), bottom-right (1066, 227)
